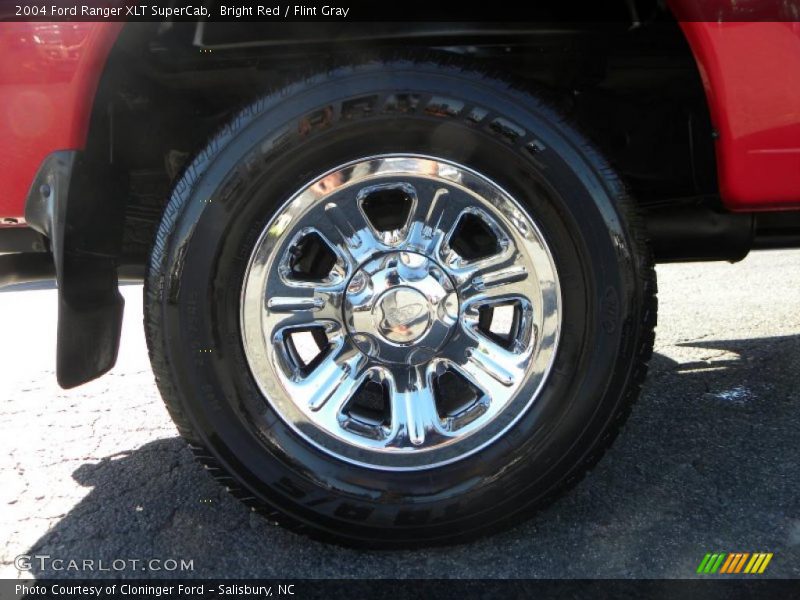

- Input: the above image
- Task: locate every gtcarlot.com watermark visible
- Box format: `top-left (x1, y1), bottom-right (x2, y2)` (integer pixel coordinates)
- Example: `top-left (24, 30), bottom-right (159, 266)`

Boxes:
top-left (15, 554), bottom-right (194, 573)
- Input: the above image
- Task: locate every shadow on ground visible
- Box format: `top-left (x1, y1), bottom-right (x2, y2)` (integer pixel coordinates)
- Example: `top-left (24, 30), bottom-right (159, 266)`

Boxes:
top-left (23, 336), bottom-right (800, 579)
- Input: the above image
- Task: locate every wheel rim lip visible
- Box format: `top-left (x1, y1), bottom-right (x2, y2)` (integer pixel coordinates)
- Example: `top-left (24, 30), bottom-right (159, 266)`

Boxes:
top-left (240, 154), bottom-right (562, 471)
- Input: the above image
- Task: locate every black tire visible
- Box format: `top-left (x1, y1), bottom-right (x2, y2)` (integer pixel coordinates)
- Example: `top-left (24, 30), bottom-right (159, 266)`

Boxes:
top-left (145, 55), bottom-right (656, 547)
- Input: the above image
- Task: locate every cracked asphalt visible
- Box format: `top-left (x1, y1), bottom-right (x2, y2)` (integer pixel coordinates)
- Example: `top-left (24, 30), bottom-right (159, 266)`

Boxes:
top-left (1, 250), bottom-right (799, 579)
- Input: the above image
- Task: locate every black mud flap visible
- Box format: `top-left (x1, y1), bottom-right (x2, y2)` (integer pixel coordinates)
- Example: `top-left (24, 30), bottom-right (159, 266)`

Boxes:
top-left (25, 150), bottom-right (127, 389)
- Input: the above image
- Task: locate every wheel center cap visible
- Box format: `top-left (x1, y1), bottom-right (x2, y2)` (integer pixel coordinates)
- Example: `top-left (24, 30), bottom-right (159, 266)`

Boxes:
top-left (344, 251), bottom-right (458, 364)
top-left (374, 287), bottom-right (432, 343)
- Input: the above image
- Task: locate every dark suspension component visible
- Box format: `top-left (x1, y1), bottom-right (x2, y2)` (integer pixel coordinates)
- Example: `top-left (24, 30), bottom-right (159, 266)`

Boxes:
top-left (645, 202), bottom-right (800, 263)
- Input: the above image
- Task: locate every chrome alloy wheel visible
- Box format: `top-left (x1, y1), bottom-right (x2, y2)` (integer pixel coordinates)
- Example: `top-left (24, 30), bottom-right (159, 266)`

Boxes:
top-left (241, 156), bottom-right (561, 470)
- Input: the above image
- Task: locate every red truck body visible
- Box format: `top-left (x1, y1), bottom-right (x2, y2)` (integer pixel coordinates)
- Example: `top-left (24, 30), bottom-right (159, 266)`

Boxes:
top-left (679, 21), bottom-right (800, 210)
top-left (0, 22), bottom-right (122, 224)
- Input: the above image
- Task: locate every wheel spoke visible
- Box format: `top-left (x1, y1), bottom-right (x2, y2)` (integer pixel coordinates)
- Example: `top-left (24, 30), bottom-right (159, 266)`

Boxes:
top-left (267, 297), bottom-right (324, 315)
top-left (264, 276), bottom-right (343, 330)
top-left (460, 253), bottom-right (533, 306)
top-left (388, 366), bottom-right (442, 447)
top-left (296, 339), bottom-right (366, 412)
top-left (405, 186), bottom-right (469, 255)
top-left (472, 263), bottom-right (528, 293)
top-left (316, 200), bottom-right (382, 266)
top-left (465, 343), bottom-right (516, 387)
top-left (440, 321), bottom-right (520, 386)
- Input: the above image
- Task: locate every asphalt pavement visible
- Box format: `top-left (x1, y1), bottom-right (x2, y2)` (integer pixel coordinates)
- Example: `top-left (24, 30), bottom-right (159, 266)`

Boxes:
top-left (1, 250), bottom-right (799, 579)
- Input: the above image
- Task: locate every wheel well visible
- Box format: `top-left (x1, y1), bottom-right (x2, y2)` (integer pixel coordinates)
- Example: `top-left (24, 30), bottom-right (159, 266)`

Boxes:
top-left (83, 15), bottom-right (716, 266)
